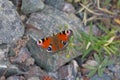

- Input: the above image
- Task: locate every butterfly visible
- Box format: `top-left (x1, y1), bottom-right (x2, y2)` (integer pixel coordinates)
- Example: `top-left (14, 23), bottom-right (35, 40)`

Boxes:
top-left (37, 29), bottom-right (73, 53)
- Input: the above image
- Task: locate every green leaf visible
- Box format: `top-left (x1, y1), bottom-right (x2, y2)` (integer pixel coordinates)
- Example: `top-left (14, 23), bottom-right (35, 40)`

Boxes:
top-left (101, 57), bottom-right (109, 67)
top-left (103, 47), bottom-right (111, 55)
top-left (82, 47), bottom-right (92, 59)
top-left (107, 60), bottom-right (114, 66)
top-left (87, 69), bottom-right (97, 77)
top-left (94, 54), bottom-right (100, 63)
top-left (107, 46), bottom-right (116, 54)
top-left (85, 66), bottom-right (96, 70)
top-left (98, 67), bottom-right (104, 77)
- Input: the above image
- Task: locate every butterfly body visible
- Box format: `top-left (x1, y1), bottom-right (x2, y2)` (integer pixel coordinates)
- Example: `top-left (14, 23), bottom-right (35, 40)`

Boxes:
top-left (37, 29), bottom-right (73, 53)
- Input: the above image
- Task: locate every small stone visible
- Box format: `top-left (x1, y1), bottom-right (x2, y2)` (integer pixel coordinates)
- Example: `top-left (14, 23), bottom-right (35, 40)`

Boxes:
top-left (7, 76), bottom-right (25, 80)
top-left (108, 64), bottom-right (120, 79)
top-left (0, 76), bottom-right (6, 80)
top-left (21, 0), bottom-right (44, 14)
top-left (25, 57), bottom-right (35, 66)
top-left (20, 15), bottom-right (27, 23)
top-left (82, 60), bottom-right (98, 67)
top-left (62, 2), bottom-right (76, 14)
top-left (24, 66), bottom-right (46, 78)
top-left (58, 60), bottom-right (79, 80)
top-left (27, 77), bottom-right (39, 80)
top-left (12, 47), bottom-right (31, 63)
top-left (0, 44), bottom-right (9, 61)
top-left (45, 0), bottom-right (65, 10)
top-left (0, 62), bottom-right (24, 77)
top-left (90, 73), bottom-right (111, 80)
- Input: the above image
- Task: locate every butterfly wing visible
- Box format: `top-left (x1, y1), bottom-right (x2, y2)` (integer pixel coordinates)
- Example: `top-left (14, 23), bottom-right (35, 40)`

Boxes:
top-left (37, 29), bottom-right (73, 53)
top-left (57, 29), bottom-right (73, 49)
top-left (37, 37), bottom-right (58, 52)
top-left (37, 37), bottom-right (51, 49)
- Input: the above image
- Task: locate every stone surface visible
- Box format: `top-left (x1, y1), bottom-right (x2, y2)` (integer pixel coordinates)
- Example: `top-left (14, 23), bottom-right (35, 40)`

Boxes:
top-left (58, 60), bottom-right (78, 80)
top-left (7, 76), bottom-right (25, 80)
top-left (12, 47), bottom-right (31, 64)
top-left (108, 64), bottom-right (120, 80)
top-left (0, 61), bottom-right (24, 77)
top-left (24, 66), bottom-right (55, 80)
top-left (0, 0), bottom-right (24, 44)
top-left (26, 5), bottom-right (83, 71)
top-left (62, 2), bottom-right (76, 14)
top-left (21, 0), bottom-right (44, 14)
top-left (27, 77), bottom-right (39, 80)
top-left (45, 0), bottom-right (65, 10)
top-left (9, 0), bottom-right (20, 7)
top-left (0, 44), bottom-right (9, 61)
top-left (90, 73), bottom-right (111, 80)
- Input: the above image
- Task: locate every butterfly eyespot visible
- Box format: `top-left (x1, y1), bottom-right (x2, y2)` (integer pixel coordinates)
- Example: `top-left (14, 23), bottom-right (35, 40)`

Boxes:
top-left (62, 41), bottom-right (67, 45)
top-left (37, 39), bottom-right (43, 45)
top-left (47, 45), bottom-right (52, 52)
top-left (65, 30), bottom-right (71, 35)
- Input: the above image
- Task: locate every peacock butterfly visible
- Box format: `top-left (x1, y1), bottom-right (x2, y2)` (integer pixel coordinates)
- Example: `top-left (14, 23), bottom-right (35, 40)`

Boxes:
top-left (37, 29), bottom-right (73, 53)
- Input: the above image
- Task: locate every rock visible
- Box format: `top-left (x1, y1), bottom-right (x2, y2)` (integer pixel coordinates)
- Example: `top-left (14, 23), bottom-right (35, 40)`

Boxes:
top-left (11, 47), bottom-right (31, 64)
top-left (26, 5), bottom-right (83, 71)
top-left (9, 0), bottom-right (19, 7)
top-left (48, 71), bottom-right (58, 79)
top-left (0, 0), bottom-right (24, 44)
top-left (0, 44), bottom-right (9, 61)
top-left (21, 0), bottom-right (44, 14)
top-left (90, 73), bottom-right (111, 80)
top-left (27, 77), bottom-right (40, 80)
top-left (0, 76), bottom-right (6, 80)
top-left (82, 60), bottom-right (98, 67)
top-left (114, 68), bottom-right (120, 80)
top-left (24, 66), bottom-right (46, 78)
top-left (74, 56), bottom-right (83, 66)
top-left (24, 66), bottom-right (55, 80)
top-left (7, 76), bottom-right (25, 80)
top-left (108, 64), bottom-right (120, 80)
top-left (45, 0), bottom-right (65, 10)
top-left (8, 35), bottom-right (30, 64)
top-left (0, 61), bottom-right (24, 77)
top-left (76, 72), bottom-right (82, 80)
top-left (25, 57), bottom-right (35, 66)
top-left (62, 2), bottom-right (76, 14)
top-left (57, 60), bottom-right (79, 80)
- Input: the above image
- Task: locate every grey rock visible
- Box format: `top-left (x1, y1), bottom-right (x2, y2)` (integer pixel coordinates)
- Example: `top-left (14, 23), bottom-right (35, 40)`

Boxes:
top-left (0, 0), bottom-right (24, 44)
top-left (62, 2), bottom-right (76, 14)
top-left (108, 64), bottom-right (120, 79)
top-left (7, 75), bottom-right (25, 80)
top-left (0, 61), bottom-right (24, 77)
top-left (27, 77), bottom-right (39, 80)
top-left (45, 0), bottom-right (65, 10)
top-left (24, 66), bottom-right (55, 80)
top-left (9, 0), bottom-right (20, 7)
top-left (25, 57), bottom-right (35, 66)
top-left (12, 47), bottom-right (31, 64)
top-left (58, 60), bottom-right (78, 80)
top-left (0, 44), bottom-right (9, 61)
top-left (21, 0), bottom-right (44, 14)
top-left (90, 73), bottom-right (111, 80)
top-left (26, 5), bottom-right (83, 71)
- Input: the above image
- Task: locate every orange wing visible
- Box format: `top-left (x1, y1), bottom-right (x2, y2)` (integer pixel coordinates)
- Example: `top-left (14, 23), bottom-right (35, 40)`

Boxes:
top-left (57, 29), bottom-right (73, 49)
top-left (37, 29), bottom-right (73, 53)
top-left (37, 37), bottom-right (51, 49)
top-left (57, 29), bottom-right (73, 41)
